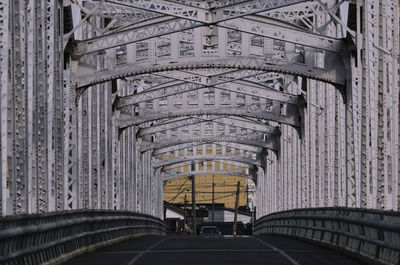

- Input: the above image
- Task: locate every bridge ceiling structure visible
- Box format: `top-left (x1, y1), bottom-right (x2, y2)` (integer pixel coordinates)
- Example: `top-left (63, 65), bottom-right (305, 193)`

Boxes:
top-left (0, 0), bottom-right (399, 220)
top-left (71, 0), bottom-right (345, 189)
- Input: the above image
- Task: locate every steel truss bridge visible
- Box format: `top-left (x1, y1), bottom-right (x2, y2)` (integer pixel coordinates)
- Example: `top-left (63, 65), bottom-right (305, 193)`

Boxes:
top-left (0, 0), bottom-right (399, 264)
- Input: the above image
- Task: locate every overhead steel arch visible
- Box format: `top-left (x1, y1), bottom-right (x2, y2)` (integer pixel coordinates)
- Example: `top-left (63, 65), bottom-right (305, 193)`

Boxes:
top-left (161, 170), bottom-right (256, 182)
top-left (162, 160), bottom-right (255, 172)
top-left (137, 116), bottom-right (280, 137)
top-left (153, 155), bottom-right (264, 168)
top-left (152, 141), bottom-right (265, 156)
top-left (137, 118), bottom-right (279, 153)
top-left (140, 136), bottom-right (278, 152)
top-left (76, 56), bottom-right (345, 90)
top-left (116, 80), bottom-right (300, 108)
top-left (72, 1), bottom-right (343, 56)
top-left (118, 105), bottom-right (299, 130)
top-left (72, 0), bottom-right (335, 56)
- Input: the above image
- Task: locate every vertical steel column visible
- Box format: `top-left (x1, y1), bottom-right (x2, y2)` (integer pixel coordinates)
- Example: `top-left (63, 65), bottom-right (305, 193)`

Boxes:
top-left (112, 110), bottom-right (120, 209)
top-left (191, 175), bottom-right (196, 236)
top-left (9, 0), bottom-right (28, 215)
top-left (52, 0), bottom-right (65, 212)
top-left (309, 79), bottom-right (317, 207)
top-left (26, 0), bottom-right (36, 214)
top-left (0, 0), bottom-right (10, 216)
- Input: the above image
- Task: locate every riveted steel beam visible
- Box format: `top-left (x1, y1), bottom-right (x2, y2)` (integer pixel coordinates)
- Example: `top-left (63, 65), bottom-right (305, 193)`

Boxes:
top-left (73, 1), bottom-right (340, 56)
top-left (138, 116), bottom-right (279, 137)
top-left (104, 0), bottom-right (307, 24)
top-left (163, 159), bottom-right (254, 169)
top-left (152, 141), bottom-right (264, 155)
top-left (212, 0), bottom-right (308, 22)
top-left (214, 82), bottom-right (299, 104)
top-left (161, 171), bottom-right (256, 182)
top-left (74, 17), bottom-right (204, 56)
top-left (162, 160), bottom-right (256, 179)
top-left (117, 80), bottom-right (298, 108)
top-left (153, 155), bottom-right (263, 168)
top-left (140, 136), bottom-right (277, 152)
top-left (104, 0), bottom-right (211, 23)
top-left (117, 82), bottom-right (202, 107)
top-left (118, 104), bottom-right (299, 129)
top-left (154, 69), bottom-right (266, 87)
top-left (218, 16), bottom-right (343, 53)
top-left (76, 56), bottom-right (345, 90)
top-left (116, 68), bottom-right (276, 108)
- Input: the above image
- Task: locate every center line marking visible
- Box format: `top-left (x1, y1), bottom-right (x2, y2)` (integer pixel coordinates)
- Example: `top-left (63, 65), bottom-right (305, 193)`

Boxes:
top-left (99, 249), bottom-right (332, 254)
top-left (126, 238), bottom-right (166, 265)
top-left (255, 237), bottom-right (300, 265)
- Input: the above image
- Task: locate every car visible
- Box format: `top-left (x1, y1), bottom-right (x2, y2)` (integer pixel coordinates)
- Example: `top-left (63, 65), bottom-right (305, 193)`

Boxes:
top-left (199, 226), bottom-right (221, 236)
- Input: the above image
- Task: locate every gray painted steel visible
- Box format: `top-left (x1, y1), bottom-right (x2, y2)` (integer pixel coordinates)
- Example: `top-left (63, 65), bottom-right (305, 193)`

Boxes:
top-left (0, 210), bottom-right (165, 265)
top-left (254, 208), bottom-right (400, 265)
top-left (0, 2), bottom-right (399, 260)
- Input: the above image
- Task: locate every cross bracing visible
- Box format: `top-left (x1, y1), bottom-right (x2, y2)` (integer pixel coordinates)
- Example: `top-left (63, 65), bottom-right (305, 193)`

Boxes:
top-left (162, 160), bottom-right (255, 173)
top-left (137, 116), bottom-right (280, 137)
top-left (75, 55), bottom-right (346, 90)
top-left (161, 159), bottom-right (257, 183)
top-left (0, 0), bottom-right (399, 221)
top-left (153, 155), bottom-right (263, 168)
top-left (141, 136), bottom-right (276, 153)
top-left (117, 80), bottom-right (299, 107)
top-left (161, 171), bottom-right (256, 182)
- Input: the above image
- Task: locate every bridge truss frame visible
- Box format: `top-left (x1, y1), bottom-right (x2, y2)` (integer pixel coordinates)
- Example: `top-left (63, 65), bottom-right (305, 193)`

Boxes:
top-left (0, 0), bottom-right (399, 218)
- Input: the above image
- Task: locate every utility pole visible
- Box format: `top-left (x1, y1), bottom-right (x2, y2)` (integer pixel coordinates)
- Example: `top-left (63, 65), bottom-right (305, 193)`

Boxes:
top-left (246, 182), bottom-right (249, 208)
top-left (191, 175), bottom-right (196, 236)
top-left (251, 202), bottom-right (255, 235)
top-left (212, 175), bottom-right (215, 222)
top-left (233, 181), bottom-right (240, 236)
top-left (184, 194), bottom-right (187, 236)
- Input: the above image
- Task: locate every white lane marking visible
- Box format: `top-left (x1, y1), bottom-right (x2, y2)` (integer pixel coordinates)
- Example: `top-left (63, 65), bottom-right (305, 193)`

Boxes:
top-left (126, 238), bottom-right (166, 265)
top-left (255, 237), bottom-right (300, 265)
top-left (100, 249), bottom-right (333, 254)
top-left (223, 235), bottom-right (251, 238)
top-left (105, 249), bottom-right (275, 254)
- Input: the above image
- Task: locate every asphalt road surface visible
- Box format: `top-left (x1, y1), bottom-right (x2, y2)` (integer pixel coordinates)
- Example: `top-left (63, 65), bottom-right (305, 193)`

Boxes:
top-left (64, 235), bottom-right (365, 265)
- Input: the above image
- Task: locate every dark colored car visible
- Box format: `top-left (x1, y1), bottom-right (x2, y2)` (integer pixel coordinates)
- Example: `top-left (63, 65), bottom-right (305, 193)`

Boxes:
top-left (199, 226), bottom-right (221, 236)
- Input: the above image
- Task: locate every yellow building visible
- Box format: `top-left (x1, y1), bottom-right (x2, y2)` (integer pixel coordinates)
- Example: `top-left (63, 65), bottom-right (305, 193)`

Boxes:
top-left (164, 174), bottom-right (249, 209)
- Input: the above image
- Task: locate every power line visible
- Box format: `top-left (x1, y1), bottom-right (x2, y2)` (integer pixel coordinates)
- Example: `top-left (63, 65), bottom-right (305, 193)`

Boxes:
top-left (168, 177), bottom-right (190, 203)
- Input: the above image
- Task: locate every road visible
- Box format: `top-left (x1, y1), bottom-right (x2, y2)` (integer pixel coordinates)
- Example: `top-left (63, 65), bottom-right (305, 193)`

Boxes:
top-left (64, 235), bottom-right (365, 265)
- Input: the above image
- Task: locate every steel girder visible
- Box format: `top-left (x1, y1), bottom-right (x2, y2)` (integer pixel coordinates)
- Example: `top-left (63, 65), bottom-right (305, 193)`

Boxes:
top-left (75, 54), bottom-right (345, 90)
top-left (74, 16), bottom-right (342, 56)
top-left (73, 1), bottom-right (342, 56)
top-left (218, 16), bottom-right (342, 52)
top-left (142, 120), bottom-right (266, 140)
top-left (0, 0), bottom-right (9, 215)
top-left (163, 159), bottom-right (254, 171)
top-left (117, 80), bottom-right (299, 108)
top-left (140, 136), bottom-right (276, 152)
top-left (161, 170), bottom-right (256, 182)
top-left (117, 73), bottom-right (301, 131)
top-left (137, 116), bottom-right (279, 137)
top-left (74, 17), bottom-right (204, 56)
top-left (93, 0), bottom-right (311, 24)
top-left (138, 116), bottom-right (279, 154)
top-left (118, 104), bottom-right (299, 129)
top-left (153, 154), bottom-right (263, 168)
top-left (151, 70), bottom-right (289, 92)
top-left (152, 141), bottom-right (264, 156)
